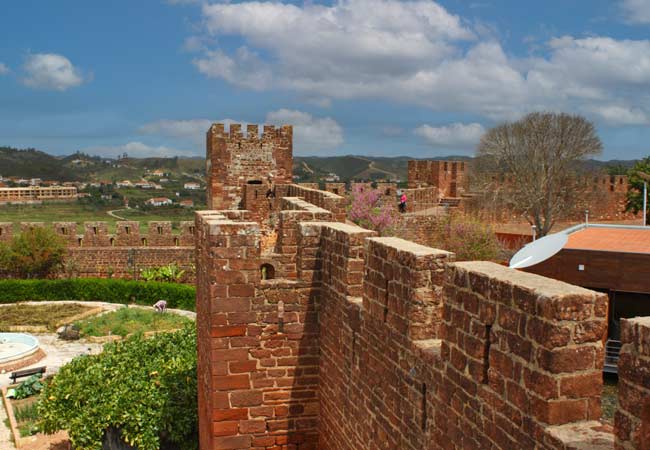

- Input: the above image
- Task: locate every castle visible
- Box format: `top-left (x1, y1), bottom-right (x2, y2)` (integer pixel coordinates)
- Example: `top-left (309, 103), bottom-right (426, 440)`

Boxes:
top-left (195, 123), bottom-right (649, 450)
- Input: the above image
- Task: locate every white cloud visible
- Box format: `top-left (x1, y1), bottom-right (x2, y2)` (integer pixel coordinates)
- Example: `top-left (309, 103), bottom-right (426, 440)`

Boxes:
top-left (139, 118), bottom-right (239, 145)
top-left (23, 53), bottom-right (85, 91)
top-left (414, 122), bottom-right (485, 148)
top-left (83, 141), bottom-right (193, 158)
top-left (265, 109), bottom-right (343, 153)
top-left (193, 47), bottom-right (272, 90)
top-left (0, 63), bottom-right (9, 75)
top-left (181, 0), bottom-right (650, 126)
top-left (621, 0), bottom-right (650, 24)
top-left (582, 105), bottom-right (649, 125)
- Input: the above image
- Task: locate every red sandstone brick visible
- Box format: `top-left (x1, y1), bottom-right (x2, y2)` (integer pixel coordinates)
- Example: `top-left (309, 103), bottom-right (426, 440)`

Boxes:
top-left (229, 360), bottom-right (258, 373)
top-left (536, 346), bottom-right (595, 373)
top-left (211, 325), bottom-right (247, 337)
top-left (229, 284), bottom-right (256, 297)
top-left (213, 408), bottom-right (249, 422)
top-left (213, 392), bottom-right (230, 409)
top-left (214, 374), bottom-right (250, 390)
top-left (213, 420), bottom-right (238, 436)
top-left (532, 398), bottom-right (589, 425)
top-left (230, 390), bottom-right (263, 407)
top-left (213, 435), bottom-right (252, 450)
top-left (559, 372), bottom-right (602, 398)
top-left (213, 298), bottom-right (252, 313)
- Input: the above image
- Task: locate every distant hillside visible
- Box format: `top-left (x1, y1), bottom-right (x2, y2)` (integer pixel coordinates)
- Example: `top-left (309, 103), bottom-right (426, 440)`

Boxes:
top-left (0, 145), bottom-right (641, 184)
top-left (293, 155), bottom-right (473, 182)
top-left (0, 147), bottom-right (84, 181)
top-left (0, 147), bottom-right (205, 183)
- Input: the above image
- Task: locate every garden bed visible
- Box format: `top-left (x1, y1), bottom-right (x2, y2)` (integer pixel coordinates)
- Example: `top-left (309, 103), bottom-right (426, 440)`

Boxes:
top-left (77, 306), bottom-right (192, 342)
top-left (2, 378), bottom-right (68, 448)
top-left (0, 303), bottom-right (102, 333)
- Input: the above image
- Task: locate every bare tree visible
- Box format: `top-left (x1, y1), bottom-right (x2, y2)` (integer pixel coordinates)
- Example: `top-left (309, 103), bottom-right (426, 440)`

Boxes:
top-left (474, 112), bottom-right (602, 237)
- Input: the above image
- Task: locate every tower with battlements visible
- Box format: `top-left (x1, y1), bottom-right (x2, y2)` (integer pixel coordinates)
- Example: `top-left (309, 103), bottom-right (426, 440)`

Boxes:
top-left (206, 123), bottom-right (293, 212)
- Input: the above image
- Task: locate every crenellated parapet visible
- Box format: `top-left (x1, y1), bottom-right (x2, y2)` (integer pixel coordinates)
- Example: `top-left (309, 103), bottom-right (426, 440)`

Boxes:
top-left (195, 207), bottom-right (642, 450)
top-left (5, 221), bottom-right (196, 248)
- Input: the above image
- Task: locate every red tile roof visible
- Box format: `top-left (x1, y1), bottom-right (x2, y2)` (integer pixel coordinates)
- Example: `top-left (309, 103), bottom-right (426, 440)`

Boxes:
top-left (565, 227), bottom-right (650, 254)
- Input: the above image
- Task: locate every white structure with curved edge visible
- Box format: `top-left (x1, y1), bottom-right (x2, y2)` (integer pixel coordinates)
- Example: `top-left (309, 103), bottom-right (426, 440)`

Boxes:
top-left (0, 333), bottom-right (40, 364)
top-left (509, 232), bottom-right (569, 269)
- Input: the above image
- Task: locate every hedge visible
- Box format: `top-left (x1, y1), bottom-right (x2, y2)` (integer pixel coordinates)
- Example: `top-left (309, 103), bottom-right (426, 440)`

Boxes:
top-left (0, 279), bottom-right (196, 311)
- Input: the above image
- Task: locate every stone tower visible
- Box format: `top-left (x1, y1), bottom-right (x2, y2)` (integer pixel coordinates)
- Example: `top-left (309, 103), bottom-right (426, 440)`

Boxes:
top-left (206, 123), bottom-right (293, 211)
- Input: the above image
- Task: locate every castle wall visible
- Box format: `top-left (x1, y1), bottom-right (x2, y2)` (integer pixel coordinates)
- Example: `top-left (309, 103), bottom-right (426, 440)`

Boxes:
top-left (402, 186), bottom-right (440, 213)
top-left (196, 209), bottom-right (632, 450)
top-left (1, 221), bottom-right (196, 281)
top-left (286, 184), bottom-right (346, 223)
top-left (206, 124), bottom-right (293, 211)
top-left (408, 160), bottom-right (469, 197)
top-left (195, 212), bottom-right (323, 450)
top-left (323, 183), bottom-right (345, 196)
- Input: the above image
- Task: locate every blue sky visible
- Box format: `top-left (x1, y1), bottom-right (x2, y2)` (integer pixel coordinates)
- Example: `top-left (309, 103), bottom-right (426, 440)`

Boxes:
top-left (1, 0), bottom-right (649, 159)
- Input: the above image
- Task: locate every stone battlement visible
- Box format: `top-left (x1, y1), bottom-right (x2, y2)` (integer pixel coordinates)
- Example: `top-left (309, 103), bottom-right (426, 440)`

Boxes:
top-left (208, 123), bottom-right (293, 142)
top-left (0, 221), bottom-right (195, 247)
top-left (195, 201), bottom-right (647, 450)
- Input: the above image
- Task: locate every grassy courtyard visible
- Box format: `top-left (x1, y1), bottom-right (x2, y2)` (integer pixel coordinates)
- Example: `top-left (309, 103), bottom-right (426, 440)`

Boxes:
top-left (75, 306), bottom-right (191, 337)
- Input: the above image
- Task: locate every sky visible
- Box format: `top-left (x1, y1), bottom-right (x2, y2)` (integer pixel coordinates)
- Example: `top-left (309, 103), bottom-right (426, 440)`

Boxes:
top-left (0, 0), bottom-right (649, 159)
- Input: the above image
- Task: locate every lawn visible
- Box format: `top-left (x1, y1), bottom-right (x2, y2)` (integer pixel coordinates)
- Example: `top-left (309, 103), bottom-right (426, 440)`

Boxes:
top-left (76, 306), bottom-right (191, 337)
top-left (0, 303), bottom-right (95, 332)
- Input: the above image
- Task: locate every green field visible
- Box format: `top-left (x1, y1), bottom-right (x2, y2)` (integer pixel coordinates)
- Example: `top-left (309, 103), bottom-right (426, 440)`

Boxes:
top-left (0, 202), bottom-right (196, 232)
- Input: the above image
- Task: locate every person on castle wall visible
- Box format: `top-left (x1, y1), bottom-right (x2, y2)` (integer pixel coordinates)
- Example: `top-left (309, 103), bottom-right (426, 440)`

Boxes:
top-left (399, 192), bottom-right (407, 213)
top-left (265, 178), bottom-right (275, 199)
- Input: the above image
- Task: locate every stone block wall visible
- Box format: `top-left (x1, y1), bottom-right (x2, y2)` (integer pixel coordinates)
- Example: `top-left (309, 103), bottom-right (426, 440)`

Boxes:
top-left (195, 211), bottom-right (321, 450)
top-left (323, 183), bottom-right (345, 196)
top-left (616, 317), bottom-right (650, 450)
top-left (196, 208), bottom-right (650, 450)
top-left (286, 185), bottom-right (346, 223)
top-left (408, 160), bottom-right (469, 197)
top-left (402, 186), bottom-right (440, 212)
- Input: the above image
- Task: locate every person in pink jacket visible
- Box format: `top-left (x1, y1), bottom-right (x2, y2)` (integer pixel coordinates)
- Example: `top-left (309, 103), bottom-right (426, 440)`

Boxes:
top-left (399, 193), bottom-right (407, 213)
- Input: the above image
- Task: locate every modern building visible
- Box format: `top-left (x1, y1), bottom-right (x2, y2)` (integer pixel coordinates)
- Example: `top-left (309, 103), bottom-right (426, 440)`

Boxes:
top-left (523, 223), bottom-right (650, 372)
top-left (145, 197), bottom-right (172, 206)
top-left (183, 182), bottom-right (201, 190)
top-left (0, 186), bottom-right (78, 204)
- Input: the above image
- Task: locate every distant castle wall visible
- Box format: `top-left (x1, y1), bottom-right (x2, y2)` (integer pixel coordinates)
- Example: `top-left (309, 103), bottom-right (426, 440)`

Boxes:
top-left (0, 221), bottom-right (195, 281)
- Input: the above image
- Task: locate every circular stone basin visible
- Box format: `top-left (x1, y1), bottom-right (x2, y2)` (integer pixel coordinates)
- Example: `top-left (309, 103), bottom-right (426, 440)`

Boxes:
top-left (0, 333), bottom-right (39, 365)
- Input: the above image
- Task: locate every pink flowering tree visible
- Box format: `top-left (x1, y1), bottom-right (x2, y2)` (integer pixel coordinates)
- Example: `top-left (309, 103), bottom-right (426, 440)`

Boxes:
top-left (348, 184), bottom-right (399, 235)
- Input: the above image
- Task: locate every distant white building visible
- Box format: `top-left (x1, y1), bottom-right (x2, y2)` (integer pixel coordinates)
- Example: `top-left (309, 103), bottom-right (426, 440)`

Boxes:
top-left (116, 180), bottom-right (133, 188)
top-left (145, 197), bottom-right (172, 206)
top-left (323, 173), bottom-right (340, 182)
top-left (184, 182), bottom-right (201, 190)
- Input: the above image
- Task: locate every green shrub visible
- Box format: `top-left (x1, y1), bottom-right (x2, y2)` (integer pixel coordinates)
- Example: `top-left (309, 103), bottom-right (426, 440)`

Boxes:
top-left (0, 279), bottom-right (195, 311)
top-left (39, 325), bottom-right (197, 450)
top-left (0, 227), bottom-right (66, 278)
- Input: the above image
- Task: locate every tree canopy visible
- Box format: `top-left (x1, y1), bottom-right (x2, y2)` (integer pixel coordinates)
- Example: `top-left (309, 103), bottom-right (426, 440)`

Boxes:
top-left (625, 156), bottom-right (650, 225)
top-left (474, 112), bottom-right (602, 237)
